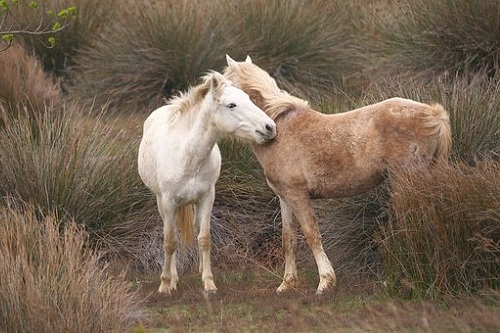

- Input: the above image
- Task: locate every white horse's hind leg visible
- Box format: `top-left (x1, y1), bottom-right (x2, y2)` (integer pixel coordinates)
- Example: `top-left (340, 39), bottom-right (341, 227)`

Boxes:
top-left (158, 197), bottom-right (178, 294)
top-left (196, 188), bottom-right (217, 294)
top-left (276, 196), bottom-right (299, 293)
top-left (288, 197), bottom-right (336, 296)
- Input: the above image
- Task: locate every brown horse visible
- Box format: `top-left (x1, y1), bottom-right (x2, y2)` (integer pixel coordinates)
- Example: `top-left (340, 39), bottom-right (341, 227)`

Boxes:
top-left (224, 55), bottom-right (452, 295)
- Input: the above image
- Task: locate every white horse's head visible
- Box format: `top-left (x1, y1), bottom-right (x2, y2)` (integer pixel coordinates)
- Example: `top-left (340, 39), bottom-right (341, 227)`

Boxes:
top-left (208, 72), bottom-right (276, 144)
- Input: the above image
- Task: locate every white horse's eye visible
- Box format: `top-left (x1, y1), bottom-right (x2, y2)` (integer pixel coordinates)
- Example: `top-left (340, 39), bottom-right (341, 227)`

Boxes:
top-left (227, 103), bottom-right (237, 109)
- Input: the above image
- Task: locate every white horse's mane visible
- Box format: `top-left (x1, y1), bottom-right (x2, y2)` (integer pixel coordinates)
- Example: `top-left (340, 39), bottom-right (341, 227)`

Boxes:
top-left (167, 71), bottom-right (229, 117)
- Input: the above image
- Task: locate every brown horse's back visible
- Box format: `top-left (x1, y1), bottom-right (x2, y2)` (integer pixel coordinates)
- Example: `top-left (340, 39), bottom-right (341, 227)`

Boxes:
top-left (366, 98), bottom-right (451, 168)
top-left (252, 97), bottom-right (451, 199)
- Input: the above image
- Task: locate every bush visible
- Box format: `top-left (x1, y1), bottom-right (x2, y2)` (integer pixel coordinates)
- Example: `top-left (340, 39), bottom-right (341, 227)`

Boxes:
top-left (0, 204), bottom-right (146, 332)
top-left (380, 161), bottom-right (500, 298)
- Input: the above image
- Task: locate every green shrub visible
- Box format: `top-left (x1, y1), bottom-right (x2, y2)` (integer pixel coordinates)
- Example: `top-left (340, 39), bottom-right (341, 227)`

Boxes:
top-left (380, 161), bottom-right (500, 298)
top-left (0, 204), bottom-right (146, 332)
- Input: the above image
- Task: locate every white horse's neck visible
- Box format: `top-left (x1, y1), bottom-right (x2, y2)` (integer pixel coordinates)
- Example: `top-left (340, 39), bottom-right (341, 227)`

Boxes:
top-left (181, 96), bottom-right (220, 170)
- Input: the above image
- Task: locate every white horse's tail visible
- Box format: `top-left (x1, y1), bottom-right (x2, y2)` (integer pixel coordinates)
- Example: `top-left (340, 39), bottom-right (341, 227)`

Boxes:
top-left (429, 103), bottom-right (452, 165)
top-left (177, 204), bottom-right (195, 246)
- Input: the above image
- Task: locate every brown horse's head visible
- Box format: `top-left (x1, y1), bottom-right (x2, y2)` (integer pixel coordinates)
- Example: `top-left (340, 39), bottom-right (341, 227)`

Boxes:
top-left (224, 55), bottom-right (282, 108)
top-left (224, 55), bottom-right (308, 120)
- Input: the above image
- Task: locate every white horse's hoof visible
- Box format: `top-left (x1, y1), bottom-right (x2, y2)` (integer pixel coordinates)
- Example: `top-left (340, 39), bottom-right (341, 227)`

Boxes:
top-left (203, 289), bottom-right (217, 300)
top-left (158, 283), bottom-right (176, 295)
top-left (276, 281), bottom-right (295, 294)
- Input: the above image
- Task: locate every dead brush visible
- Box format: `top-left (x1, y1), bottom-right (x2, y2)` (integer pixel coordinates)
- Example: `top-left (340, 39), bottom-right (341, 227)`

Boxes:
top-left (380, 160), bottom-right (500, 298)
top-left (0, 203), bottom-right (146, 333)
top-left (0, 44), bottom-right (61, 119)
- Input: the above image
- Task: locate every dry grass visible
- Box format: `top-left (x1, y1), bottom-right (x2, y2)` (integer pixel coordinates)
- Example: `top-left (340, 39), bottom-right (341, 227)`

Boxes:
top-left (0, 4), bottom-right (499, 332)
top-left (0, 44), bottom-right (61, 118)
top-left (0, 204), bottom-right (146, 333)
top-left (380, 161), bottom-right (500, 298)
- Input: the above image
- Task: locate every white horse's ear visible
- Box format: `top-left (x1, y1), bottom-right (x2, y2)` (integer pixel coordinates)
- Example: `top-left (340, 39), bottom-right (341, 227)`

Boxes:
top-left (210, 72), bottom-right (226, 95)
top-left (245, 55), bottom-right (252, 63)
top-left (226, 54), bottom-right (237, 67)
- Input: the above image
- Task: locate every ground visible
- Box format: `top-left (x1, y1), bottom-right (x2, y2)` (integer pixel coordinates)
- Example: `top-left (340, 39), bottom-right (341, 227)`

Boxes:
top-left (127, 268), bottom-right (500, 332)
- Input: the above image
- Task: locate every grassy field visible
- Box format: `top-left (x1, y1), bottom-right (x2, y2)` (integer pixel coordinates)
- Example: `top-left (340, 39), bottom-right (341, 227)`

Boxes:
top-left (1, 0), bottom-right (499, 332)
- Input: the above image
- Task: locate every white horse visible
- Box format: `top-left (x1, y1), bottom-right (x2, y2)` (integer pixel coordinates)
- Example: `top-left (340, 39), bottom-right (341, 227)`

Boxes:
top-left (138, 71), bottom-right (276, 295)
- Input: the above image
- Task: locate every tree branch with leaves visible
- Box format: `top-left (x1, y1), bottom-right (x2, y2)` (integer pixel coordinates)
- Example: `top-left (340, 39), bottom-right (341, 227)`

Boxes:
top-left (0, 0), bottom-right (76, 52)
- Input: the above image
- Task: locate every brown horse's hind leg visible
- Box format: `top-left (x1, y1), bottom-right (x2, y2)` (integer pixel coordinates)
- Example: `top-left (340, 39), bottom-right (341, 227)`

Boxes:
top-left (287, 196), bottom-right (336, 295)
top-left (276, 196), bottom-right (299, 294)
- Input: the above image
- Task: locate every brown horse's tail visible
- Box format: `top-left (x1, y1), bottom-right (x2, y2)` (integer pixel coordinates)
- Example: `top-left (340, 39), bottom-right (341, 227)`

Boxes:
top-left (430, 103), bottom-right (452, 165)
top-left (177, 204), bottom-right (195, 247)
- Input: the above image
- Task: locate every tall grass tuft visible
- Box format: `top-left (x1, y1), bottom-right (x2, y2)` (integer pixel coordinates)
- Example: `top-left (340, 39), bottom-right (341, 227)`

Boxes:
top-left (69, 0), bottom-right (367, 113)
top-left (69, 0), bottom-right (233, 114)
top-left (375, 0), bottom-right (500, 76)
top-left (227, 0), bottom-right (365, 97)
top-left (0, 104), bottom-right (151, 252)
top-left (380, 161), bottom-right (500, 298)
top-left (0, 204), bottom-right (146, 332)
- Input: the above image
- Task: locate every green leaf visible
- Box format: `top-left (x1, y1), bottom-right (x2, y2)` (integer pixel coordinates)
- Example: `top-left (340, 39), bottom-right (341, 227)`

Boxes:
top-left (1, 34), bottom-right (14, 42)
top-left (48, 37), bottom-right (55, 47)
top-left (67, 6), bottom-right (77, 19)
top-left (28, 1), bottom-right (38, 9)
top-left (52, 21), bottom-right (61, 30)
top-left (0, 0), bottom-right (8, 11)
top-left (58, 9), bottom-right (68, 19)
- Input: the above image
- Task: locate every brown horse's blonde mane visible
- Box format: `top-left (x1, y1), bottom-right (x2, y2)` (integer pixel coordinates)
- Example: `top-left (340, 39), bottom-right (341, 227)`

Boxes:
top-left (224, 62), bottom-right (309, 120)
top-left (265, 94), bottom-right (309, 120)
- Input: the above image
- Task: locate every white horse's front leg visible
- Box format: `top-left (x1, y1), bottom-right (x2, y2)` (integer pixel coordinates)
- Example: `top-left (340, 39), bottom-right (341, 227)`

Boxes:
top-left (288, 197), bottom-right (336, 296)
top-left (276, 196), bottom-right (299, 294)
top-left (196, 188), bottom-right (217, 294)
top-left (157, 196), bottom-right (178, 295)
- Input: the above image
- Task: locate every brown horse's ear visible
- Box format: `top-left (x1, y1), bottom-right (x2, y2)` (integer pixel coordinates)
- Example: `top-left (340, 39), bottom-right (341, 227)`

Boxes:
top-left (226, 54), bottom-right (237, 67)
top-left (245, 55), bottom-right (252, 63)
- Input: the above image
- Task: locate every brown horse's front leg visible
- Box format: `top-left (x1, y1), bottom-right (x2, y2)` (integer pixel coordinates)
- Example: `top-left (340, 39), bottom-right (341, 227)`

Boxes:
top-left (287, 196), bottom-right (336, 296)
top-left (276, 196), bottom-right (299, 294)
